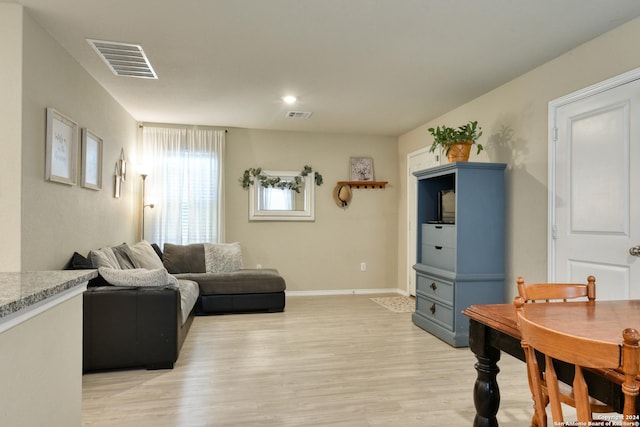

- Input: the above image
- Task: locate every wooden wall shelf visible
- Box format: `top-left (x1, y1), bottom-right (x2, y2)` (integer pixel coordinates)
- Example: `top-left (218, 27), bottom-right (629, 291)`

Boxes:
top-left (337, 181), bottom-right (388, 189)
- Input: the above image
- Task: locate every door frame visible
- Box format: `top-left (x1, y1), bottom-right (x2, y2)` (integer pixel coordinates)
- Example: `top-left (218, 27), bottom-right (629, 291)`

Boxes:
top-left (547, 66), bottom-right (640, 281)
top-left (406, 147), bottom-right (435, 295)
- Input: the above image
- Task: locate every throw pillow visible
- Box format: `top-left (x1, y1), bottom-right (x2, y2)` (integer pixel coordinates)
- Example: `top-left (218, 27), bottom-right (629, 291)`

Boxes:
top-left (163, 243), bottom-right (206, 274)
top-left (111, 243), bottom-right (136, 269)
top-left (64, 252), bottom-right (93, 270)
top-left (204, 242), bottom-right (243, 273)
top-left (98, 267), bottom-right (179, 287)
top-left (90, 247), bottom-right (121, 269)
top-left (151, 243), bottom-right (163, 260)
top-left (128, 240), bottom-right (164, 270)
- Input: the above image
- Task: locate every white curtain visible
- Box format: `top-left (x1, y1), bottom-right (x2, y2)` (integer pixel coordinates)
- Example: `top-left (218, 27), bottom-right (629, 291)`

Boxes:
top-left (260, 187), bottom-right (294, 210)
top-left (142, 126), bottom-right (225, 246)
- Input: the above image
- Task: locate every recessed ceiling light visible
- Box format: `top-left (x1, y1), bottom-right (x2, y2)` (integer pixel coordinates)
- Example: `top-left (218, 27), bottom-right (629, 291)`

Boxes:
top-left (282, 95), bottom-right (297, 104)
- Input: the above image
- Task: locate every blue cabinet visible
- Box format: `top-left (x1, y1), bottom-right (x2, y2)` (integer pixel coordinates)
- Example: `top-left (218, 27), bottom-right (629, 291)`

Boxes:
top-left (412, 162), bottom-right (506, 347)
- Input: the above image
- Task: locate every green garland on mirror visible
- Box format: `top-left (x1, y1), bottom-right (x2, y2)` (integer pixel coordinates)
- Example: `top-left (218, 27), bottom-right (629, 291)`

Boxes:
top-left (240, 165), bottom-right (323, 193)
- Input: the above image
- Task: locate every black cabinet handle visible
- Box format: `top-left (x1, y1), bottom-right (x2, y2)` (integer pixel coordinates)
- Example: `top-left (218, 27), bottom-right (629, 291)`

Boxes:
top-left (430, 303), bottom-right (436, 314)
top-left (430, 282), bottom-right (437, 291)
top-left (435, 225), bottom-right (443, 229)
top-left (435, 246), bottom-right (443, 250)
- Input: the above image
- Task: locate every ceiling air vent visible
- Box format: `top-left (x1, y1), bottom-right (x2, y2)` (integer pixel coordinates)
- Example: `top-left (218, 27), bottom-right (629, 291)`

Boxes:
top-left (286, 111), bottom-right (313, 119)
top-left (87, 39), bottom-right (157, 79)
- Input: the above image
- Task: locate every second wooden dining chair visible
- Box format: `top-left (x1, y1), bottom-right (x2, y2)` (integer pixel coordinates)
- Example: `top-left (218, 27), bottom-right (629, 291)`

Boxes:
top-left (517, 275), bottom-right (596, 303)
top-left (514, 297), bottom-right (640, 425)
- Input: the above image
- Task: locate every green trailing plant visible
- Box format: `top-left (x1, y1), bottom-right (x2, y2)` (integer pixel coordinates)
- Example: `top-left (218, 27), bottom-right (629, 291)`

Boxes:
top-left (428, 120), bottom-right (484, 155)
top-left (241, 165), bottom-right (323, 193)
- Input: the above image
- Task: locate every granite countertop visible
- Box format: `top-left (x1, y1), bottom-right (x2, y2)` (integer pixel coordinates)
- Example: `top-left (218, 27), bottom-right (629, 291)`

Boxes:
top-left (0, 270), bottom-right (97, 318)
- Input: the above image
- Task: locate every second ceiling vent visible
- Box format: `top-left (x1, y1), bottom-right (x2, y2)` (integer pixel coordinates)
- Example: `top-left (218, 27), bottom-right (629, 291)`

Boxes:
top-left (286, 111), bottom-right (313, 119)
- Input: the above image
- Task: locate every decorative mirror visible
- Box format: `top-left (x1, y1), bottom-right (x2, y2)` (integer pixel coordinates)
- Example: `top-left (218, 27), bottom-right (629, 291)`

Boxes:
top-left (249, 170), bottom-right (315, 221)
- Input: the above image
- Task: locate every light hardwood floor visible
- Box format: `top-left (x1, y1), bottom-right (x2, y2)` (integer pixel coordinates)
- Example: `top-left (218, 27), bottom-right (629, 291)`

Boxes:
top-left (82, 295), bottom-right (534, 426)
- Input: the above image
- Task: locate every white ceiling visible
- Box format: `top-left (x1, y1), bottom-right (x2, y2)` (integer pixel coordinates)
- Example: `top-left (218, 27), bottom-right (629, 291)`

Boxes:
top-left (11, 0), bottom-right (640, 136)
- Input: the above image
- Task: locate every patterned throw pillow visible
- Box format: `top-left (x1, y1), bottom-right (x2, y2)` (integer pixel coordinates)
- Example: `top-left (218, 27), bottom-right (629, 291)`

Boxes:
top-left (204, 242), bottom-right (243, 273)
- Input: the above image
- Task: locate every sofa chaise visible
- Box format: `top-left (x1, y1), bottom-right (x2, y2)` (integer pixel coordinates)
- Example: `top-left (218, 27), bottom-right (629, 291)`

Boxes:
top-left (162, 243), bottom-right (286, 314)
top-left (69, 241), bottom-right (286, 372)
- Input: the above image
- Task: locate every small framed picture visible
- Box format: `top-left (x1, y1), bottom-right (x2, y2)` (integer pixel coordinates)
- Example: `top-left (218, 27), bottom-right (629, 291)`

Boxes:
top-left (81, 128), bottom-right (103, 190)
top-left (350, 157), bottom-right (374, 181)
top-left (45, 108), bottom-right (78, 185)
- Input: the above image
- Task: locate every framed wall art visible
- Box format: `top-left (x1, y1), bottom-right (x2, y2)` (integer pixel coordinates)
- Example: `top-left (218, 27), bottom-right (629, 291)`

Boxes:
top-left (45, 108), bottom-right (78, 185)
top-left (349, 157), bottom-right (374, 181)
top-left (81, 128), bottom-right (103, 190)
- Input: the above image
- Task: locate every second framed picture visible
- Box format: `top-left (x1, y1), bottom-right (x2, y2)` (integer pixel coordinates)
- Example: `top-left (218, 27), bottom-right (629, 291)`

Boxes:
top-left (81, 128), bottom-right (103, 190)
top-left (350, 157), bottom-right (374, 181)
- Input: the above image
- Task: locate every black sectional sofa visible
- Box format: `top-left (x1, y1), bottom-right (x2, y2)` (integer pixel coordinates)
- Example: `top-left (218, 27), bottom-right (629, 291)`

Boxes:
top-left (70, 241), bottom-right (286, 372)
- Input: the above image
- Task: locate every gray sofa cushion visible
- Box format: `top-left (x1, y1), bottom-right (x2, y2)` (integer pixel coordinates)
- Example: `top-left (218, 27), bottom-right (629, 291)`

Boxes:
top-left (175, 269), bottom-right (286, 295)
top-left (177, 279), bottom-right (199, 324)
top-left (163, 243), bottom-right (206, 274)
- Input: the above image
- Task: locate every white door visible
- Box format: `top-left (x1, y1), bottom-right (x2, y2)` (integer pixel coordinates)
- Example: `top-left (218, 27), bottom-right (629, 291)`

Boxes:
top-left (407, 148), bottom-right (438, 296)
top-left (552, 76), bottom-right (640, 300)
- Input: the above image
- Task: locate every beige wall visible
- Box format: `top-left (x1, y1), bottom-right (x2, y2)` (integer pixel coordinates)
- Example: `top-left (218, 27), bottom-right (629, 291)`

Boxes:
top-left (225, 128), bottom-right (398, 292)
top-left (397, 16), bottom-right (640, 302)
top-left (0, 4), bottom-right (23, 271)
top-left (0, 6), bottom-right (139, 270)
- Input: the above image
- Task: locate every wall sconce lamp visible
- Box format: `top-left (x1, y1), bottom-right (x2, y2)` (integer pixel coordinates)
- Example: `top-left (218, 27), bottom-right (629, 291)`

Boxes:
top-left (141, 173), bottom-right (155, 240)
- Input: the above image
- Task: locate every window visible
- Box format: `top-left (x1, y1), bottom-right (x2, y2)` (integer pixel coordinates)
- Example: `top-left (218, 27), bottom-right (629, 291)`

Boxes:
top-left (259, 185), bottom-right (295, 211)
top-left (141, 126), bottom-right (225, 246)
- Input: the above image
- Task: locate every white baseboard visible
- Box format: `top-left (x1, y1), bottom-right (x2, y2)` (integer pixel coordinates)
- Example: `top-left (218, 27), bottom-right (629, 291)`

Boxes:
top-left (286, 288), bottom-right (403, 297)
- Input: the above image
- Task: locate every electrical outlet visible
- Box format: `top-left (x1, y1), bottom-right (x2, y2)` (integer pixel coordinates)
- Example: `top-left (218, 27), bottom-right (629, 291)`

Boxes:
top-left (360, 262), bottom-right (366, 272)
top-left (256, 264), bottom-right (262, 269)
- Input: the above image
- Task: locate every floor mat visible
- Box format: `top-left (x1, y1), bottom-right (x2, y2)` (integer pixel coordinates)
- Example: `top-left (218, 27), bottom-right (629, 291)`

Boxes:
top-left (370, 296), bottom-right (415, 313)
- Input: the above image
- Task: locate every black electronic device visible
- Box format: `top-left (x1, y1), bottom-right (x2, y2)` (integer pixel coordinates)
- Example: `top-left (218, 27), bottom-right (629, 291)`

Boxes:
top-left (437, 189), bottom-right (455, 223)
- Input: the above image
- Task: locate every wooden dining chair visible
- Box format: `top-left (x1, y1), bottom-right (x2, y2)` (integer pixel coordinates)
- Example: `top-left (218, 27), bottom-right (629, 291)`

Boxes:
top-left (517, 275), bottom-right (596, 303)
top-left (517, 276), bottom-right (604, 426)
top-left (514, 297), bottom-right (640, 426)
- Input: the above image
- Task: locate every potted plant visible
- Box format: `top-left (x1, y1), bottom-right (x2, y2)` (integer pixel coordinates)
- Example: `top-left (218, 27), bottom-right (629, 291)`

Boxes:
top-left (428, 120), bottom-right (484, 162)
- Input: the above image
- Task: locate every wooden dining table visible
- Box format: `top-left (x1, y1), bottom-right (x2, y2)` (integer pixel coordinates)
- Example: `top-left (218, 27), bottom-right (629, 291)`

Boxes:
top-left (463, 299), bottom-right (640, 427)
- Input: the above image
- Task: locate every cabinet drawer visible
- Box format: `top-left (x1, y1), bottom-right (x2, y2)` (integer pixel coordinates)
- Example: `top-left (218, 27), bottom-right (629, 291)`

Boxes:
top-left (416, 296), bottom-right (453, 330)
top-left (421, 244), bottom-right (455, 271)
top-left (422, 224), bottom-right (456, 248)
top-left (416, 275), bottom-right (453, 303)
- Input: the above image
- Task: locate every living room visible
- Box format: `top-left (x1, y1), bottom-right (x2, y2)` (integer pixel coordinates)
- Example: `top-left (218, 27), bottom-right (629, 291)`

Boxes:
top-left (4, 2), bottom-right (640, 298)
top-left (4, 1), bottom-right (640, 426)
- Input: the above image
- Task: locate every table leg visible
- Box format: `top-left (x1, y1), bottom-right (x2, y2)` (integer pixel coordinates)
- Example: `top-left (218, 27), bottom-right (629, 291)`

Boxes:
top-left (469, 319), bottom-right (502, 427)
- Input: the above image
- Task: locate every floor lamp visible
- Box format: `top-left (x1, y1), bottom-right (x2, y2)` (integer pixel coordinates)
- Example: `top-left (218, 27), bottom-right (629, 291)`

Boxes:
top-left (141, 173), bottom-right (154, 241)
